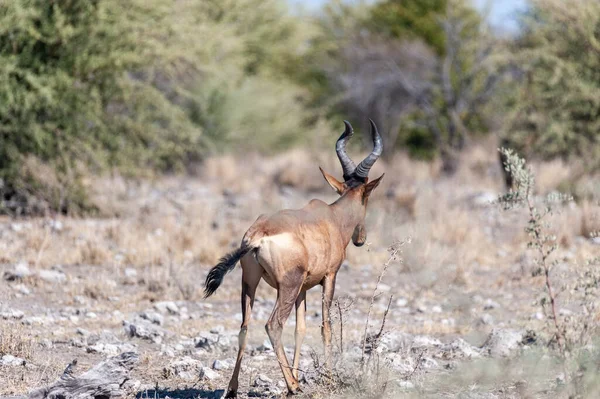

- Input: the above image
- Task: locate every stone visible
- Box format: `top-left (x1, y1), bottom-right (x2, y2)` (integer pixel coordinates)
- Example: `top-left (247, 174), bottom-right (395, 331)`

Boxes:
top-left (0, 308), bottom-right (24, 320)
top-left (13, 284), bottom-right (31, 295)
top-left (154, 301), bottom-right (179, 315)
top-left (482, 329), bottom-right (524, 357)
top-left (1, 354), bottom-right (25, 366)
top-left (396, 380), bottom-right (415, 389)
top-left (210, 325), bottom-right (225, 334)
top-left (200, 366), bottom-right (219, 381)
top-left (396, 298), bottom-right (408, 307)
top-left (484, 298), bottom-right (500, 310)
top-left (479, 313), bottom-right (494, 325)
top-left (431, 305), bottom-right (443, 313)
top-left (87, 343), bottom-right (121, 356)
top-left (212, 359), bottom-right (233, 370)
top-left (140, 311), bottom-right (164, 326)
top-left (4, 262), bottom-right (33, 281)
top-left (166, 356), bottom-right (203, 381)
top-left (253, 374), bottom-right (274, 387)
top-left (123, 319), bottom-right (165, 344)
top-left (39, 269), bottom-right (67, 284)
top-left (385, 353), bottom-right (415, 374)
top-left (443, 338), bottom-right (481, 359)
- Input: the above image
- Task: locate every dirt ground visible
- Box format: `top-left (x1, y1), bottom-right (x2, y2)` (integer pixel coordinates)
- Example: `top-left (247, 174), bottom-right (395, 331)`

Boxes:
top-left (0, 145), bottom-right (599, 398)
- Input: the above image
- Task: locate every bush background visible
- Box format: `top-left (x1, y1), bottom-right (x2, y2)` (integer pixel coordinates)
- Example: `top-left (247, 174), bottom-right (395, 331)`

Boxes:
top-left (0, 0), bottom-right (599, 214)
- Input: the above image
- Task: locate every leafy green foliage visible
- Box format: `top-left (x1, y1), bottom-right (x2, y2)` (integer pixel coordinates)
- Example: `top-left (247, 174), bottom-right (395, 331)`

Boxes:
top-left (0, 0), bottom-right (320, 214)
top-left (505, 0), bottom-right (600, 164)
top-left (368, 0), bottom-right (448, 55)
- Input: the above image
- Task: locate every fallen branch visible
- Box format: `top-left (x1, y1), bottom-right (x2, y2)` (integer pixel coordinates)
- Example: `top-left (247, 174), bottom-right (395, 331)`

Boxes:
top-left (8, 352), bottom-right (139, 399)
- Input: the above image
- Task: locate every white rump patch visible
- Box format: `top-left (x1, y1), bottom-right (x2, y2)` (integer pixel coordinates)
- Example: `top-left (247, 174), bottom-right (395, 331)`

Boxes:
top-left (261, 233), bottom-right (296, 248)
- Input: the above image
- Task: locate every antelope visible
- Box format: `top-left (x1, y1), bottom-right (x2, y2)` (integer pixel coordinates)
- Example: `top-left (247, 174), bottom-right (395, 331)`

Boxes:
top-left (204, 120), bottom-right (384, 397)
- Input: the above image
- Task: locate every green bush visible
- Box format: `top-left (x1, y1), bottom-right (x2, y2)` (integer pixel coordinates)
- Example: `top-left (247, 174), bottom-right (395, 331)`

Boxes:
top-left (0, 0), bottom-right (321, 214)
top-left (505, 0), bottom-right (600, 165)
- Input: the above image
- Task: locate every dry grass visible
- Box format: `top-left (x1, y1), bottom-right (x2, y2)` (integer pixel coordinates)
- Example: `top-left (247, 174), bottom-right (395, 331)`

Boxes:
top-left (1, 142), bottom-right (599, 397)
top-left (0, 323), bottom-right (34, 360)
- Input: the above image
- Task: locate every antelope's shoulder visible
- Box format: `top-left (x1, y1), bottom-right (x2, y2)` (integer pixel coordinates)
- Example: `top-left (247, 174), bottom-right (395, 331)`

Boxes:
top-left (305, 198), bottom-right (328, 208)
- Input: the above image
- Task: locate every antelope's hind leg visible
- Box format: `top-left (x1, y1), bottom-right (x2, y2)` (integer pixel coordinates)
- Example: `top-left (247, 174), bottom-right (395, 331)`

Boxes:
top-left (226, 255), bottom-right (261, 398)
top-left (292, 290), bottom-right (307, 380)
top-left (321, 274), bottom-right (336, 369)
top-left (265, 268), bottom-right (306, 394)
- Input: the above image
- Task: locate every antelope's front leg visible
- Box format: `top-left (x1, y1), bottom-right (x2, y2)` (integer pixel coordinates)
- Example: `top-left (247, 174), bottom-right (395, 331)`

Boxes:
top-left (321, 274), bottom-right (336, 368)
top-left (292, 291), bottom-right (307, 380)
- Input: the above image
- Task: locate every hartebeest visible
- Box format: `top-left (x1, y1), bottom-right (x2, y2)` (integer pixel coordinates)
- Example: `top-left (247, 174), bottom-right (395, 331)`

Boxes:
top-left (204, 120), bottom-right (384, 397)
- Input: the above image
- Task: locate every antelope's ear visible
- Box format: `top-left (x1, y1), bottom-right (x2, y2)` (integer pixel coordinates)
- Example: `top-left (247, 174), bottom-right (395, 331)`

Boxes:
top-left (364, 173), bottom-right (384, 198)
top-left (319, 167), bottom-right (345, 195)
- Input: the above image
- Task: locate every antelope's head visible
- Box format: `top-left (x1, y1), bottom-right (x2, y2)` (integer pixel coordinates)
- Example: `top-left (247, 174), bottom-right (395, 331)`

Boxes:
top-left (320, 120), bottom-right (384, 247)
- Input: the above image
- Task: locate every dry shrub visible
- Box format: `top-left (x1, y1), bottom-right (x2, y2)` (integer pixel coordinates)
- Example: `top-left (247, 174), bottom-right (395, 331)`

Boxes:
top-left (385, 185), bottom-right (418, 220)
top-left (202, 154), bottom-right (263, 194)
top-left (273, 150), bottom-right (326, 192)
top-left (0, 323), bottom-right (34, 359)
top-left (430, 208), bottom-right (477, 246)
top-left (14, 156), bottom-right (94, 215)
top-left (77, 240), bottom-right (111, 265)
top-left (580, 200), bottom-right (600, 238)
top-left (533, 158), bottom-right (574, 195)
top-left (463, 141), bottom-right (503, 185)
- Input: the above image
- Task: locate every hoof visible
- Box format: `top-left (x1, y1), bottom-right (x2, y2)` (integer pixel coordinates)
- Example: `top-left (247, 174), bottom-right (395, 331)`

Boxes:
top-left (287, 386), bottom-right (303, 396)
top-left (224, 389), bottom-right (237, 398)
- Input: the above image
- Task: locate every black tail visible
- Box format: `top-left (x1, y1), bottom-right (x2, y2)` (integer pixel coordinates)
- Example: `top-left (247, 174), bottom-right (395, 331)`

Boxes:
top-left (204, 245), bottom-right (253, 298)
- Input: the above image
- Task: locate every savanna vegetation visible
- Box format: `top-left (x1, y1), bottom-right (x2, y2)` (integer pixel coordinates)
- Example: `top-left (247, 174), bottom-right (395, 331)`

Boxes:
top-left (1, 1), bottom-right (600, 398)
top-left (1, 0), bottom-right (599, 213)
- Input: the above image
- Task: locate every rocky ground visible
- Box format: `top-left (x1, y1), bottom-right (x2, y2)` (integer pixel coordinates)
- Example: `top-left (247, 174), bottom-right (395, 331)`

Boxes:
top-left (0, 148), bottom-right (598, 398)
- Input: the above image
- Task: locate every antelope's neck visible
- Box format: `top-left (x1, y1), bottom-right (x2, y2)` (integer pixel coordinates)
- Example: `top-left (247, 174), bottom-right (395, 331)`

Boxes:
top-left (330, 194), bottom-right (363, 246)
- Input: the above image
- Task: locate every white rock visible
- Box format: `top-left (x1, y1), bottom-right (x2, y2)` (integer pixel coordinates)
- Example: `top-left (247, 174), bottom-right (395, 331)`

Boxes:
top-left (0, 308), bottom-right (24, 320)
top-left (76, 328), bottom-right (91, 336)
top-left (13, 284), bottom-right (31, 295)
top-left (124, 268), bottom-right (138, 278)
top-left (38, 269), bottom-right (67, 284)
top-left (200, 366), bottom-right (219, 380)
top-left (484, 299), bottom-right (500, 310)
top-left (212, 359), bottom-right (232, 370)
top-left (5, 262), bottom-right (33, 281)
top-left (444, 338), bottom-right (481, 358)
top-left (154, 301), bottom-right (179, 315)
top-left (396, 298), bottom-right (408, 307)
top-left (87, 343), bottom-right (120, 356)
top-left (378, 284), bottom-right (391, 292)
top-left (210, 325), bottom-right (225, 334)
top-left (167, 356), bottom-right (203, 381)
top-left (385, 353), bottom-right (415, 374)
top-left (140, 311), bottom-right (164, 326)
top-left (480, 313), bottom-right (494, 325)
top-left (482, 329), bottom-right (524, 357)
top-left (253, 373), bottom-right (274, 387)
top-left (396, 380), bottom-right (415, 389)
top-left (1, 354), bottom-right (25, 366)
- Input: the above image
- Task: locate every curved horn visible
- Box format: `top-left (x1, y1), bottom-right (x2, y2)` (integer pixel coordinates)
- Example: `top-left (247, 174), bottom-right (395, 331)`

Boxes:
top-left (336, 120), bottom-right (356, 180)
top-left (354, 119), bottom-right (383, 179)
